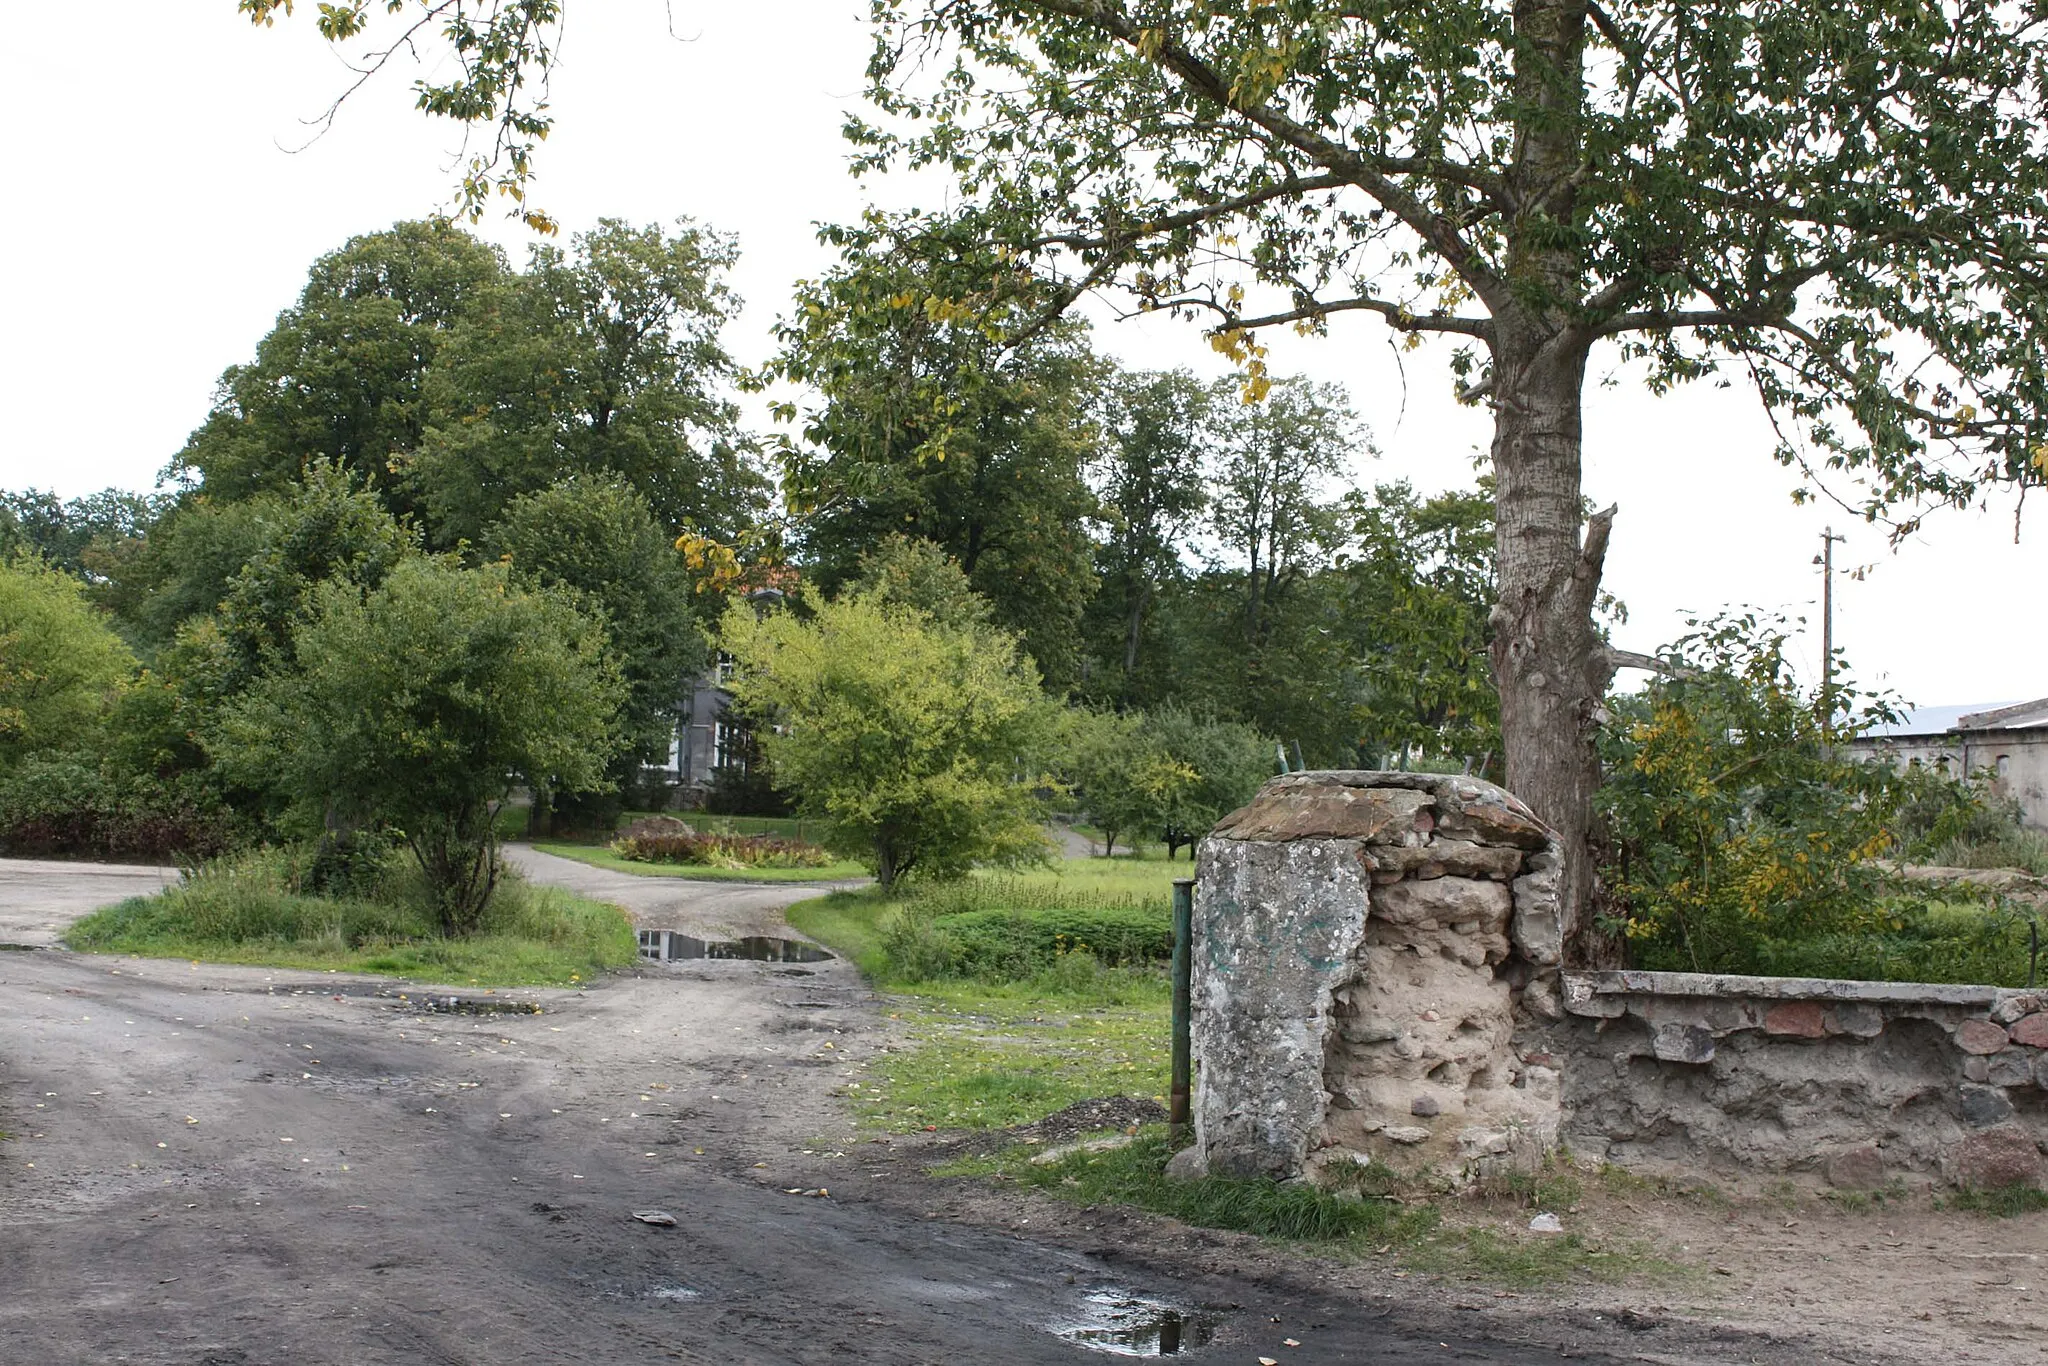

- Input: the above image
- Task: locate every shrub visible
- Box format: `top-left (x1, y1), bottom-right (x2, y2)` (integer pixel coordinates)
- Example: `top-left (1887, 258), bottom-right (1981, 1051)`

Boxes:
top-left (0, 553), bottom-right (136, 763)
top-left (610, 830), bottom-right (834, 869)
top-left (1598, 613), bottom-right (1909, 974)
top-left (1749, 897), bottom-right (2043, 987)
top-left (216, 558), bottom-right (624, 935)
top-left (940, 905), bottom-right (1172, 974)
top-left (876, 879), bottom-right (1174, 983)
top-left (720, 590), bottom-right (1058, 888)
top-left (0, 753), bottom-right (238, 860)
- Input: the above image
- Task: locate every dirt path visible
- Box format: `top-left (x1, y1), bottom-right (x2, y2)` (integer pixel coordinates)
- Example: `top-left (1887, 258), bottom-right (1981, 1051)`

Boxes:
top-left (0, 857), bottom-right (1951, 1365)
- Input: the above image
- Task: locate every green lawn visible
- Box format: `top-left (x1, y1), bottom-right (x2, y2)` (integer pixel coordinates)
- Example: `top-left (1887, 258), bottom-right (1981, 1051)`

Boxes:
top-left (532, 840), bottom-right (869, 884)
top-left (843, 980), bottom-right (1170, 1131)
top-left (1007, 851), bottom-right (1188, 900)
top-left (785, 857), bottom-right (1177, 1133)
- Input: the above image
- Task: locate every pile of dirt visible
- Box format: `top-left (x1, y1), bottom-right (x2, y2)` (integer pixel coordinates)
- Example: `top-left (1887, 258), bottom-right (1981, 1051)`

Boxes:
top-left (615, 814), bottom-right (697, 842)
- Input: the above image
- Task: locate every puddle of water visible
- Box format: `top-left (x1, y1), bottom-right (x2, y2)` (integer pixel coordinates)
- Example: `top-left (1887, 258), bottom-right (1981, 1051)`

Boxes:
top-left (649, 1283), bottom-right (701, 1302)
top-left (1053, 1291), bottom-right (1219, 1357)
top-left (637, 931), bottom-right (833, 964)
top-left (0, 943), bottom-right (43, 951)
top-left (393, 994), bottom-right (544, 1016)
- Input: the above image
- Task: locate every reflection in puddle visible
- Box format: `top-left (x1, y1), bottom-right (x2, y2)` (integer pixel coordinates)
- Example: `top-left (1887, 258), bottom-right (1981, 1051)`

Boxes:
top-left (1054, 1290), bottom-right (1219, 1356)
top-left (638, 930), bottom-right (834, 964)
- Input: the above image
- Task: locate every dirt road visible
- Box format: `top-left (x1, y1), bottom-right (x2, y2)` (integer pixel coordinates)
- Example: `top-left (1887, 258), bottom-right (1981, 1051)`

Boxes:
top-left (0, 854), bottom-right (1882, 1365)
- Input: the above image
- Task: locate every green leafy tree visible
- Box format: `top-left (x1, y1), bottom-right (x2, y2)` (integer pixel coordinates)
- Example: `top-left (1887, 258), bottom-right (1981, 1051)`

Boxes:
top-left (0, 488), bottom-right (170, 588)
top-left (486, 474), bottom-right (710, 824)
top-left (1338, 482), bottom-right (1501, 771)
top-left (176, 220), bottom-right (509, 512)
top-left (849, 534), bottom-right (997, 634)
top-left (251, 1), bottom-right (2048, 952)
top-left (720, 590), bottom-right (1056, 888)
top-left (1084, 368), bottom-right (1210, 705)
top-left (1149, 706), bottom-right (1277, 860)
top-left (0, 556), bottom-right (138, 768)
top-left (1059, 707), bottom-right (1197, 857)
top-left (411, 218), bottom-right (762, 547)
top-left (1597, 613), bottom-right (1905, 974)
top-left (1208, 375), bottom-right (1358, 651)
top-left (842, 0), bottom-right (2048, 957)
top-left (213, 464), bottom-right (417, 686)
top-left (767, 220), bottom-right (1101, 690)
top-left (220, 559), bottom-right (623, 933)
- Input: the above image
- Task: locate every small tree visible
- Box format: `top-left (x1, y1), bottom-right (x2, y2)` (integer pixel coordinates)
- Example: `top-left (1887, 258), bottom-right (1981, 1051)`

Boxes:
top-left (1061, 707), bottom-right (1197, 858)
top-left (0, 555), bottom-right (136, 768)
top-left (221, 559), bottom-right (623, 934)
top-left (1150, 707), bottom-right (1277, 861)
top-left (1597, 614), bottom-right (1904, 974)
top-left (720, 591), bottom-right (1055, 888)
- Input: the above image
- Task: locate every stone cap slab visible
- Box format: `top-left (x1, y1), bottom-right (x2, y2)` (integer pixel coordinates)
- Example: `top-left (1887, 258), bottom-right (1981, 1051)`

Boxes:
top-left (1211, 770), bottom-right (1552, 849)
top-left (1564, 969), bottom-right (2003, 1012)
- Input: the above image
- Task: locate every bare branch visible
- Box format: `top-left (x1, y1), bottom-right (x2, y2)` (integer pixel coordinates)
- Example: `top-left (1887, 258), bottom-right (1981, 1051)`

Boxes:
top-left (1602, 647), bottom-right (1700, 679)
top-left (1232, 295), bottom-right (1493, 340)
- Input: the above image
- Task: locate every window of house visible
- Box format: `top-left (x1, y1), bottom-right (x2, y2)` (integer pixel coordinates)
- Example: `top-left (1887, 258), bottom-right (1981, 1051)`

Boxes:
top-left (715, 651), bottom-right (736, 684)
top-left (713, 719), bottom-right (751, 775)
top-left (1996, 754), bottom-right (2013, 779)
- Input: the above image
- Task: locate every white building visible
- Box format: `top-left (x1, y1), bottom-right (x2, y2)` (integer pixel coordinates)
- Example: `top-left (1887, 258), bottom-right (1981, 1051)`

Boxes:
top-left (1845, 697), bottom-right (2048, 831)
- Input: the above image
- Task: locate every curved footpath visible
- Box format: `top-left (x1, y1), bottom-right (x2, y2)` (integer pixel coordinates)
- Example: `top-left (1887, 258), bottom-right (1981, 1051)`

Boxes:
top-left (501, 841), bottom-right (863, 942)
top-left (0, 856), bottom-right (1862, 1365)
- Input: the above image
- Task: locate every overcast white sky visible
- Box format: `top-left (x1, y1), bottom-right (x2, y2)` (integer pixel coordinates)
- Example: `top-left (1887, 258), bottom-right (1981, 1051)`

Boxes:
top-left (1, 3), bottom-right (2039, 710)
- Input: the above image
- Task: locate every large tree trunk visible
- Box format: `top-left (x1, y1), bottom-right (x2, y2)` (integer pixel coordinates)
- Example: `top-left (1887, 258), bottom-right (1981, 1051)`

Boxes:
top-left (1486, 326), bottom-right (1619, 967)
top-left (1121, 577), bottom-right (1148, 685)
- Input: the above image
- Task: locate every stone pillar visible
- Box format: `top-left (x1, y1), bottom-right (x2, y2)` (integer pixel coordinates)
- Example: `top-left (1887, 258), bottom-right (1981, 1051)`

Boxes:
top-left (1176, 771), bottom-right (1564, 1185)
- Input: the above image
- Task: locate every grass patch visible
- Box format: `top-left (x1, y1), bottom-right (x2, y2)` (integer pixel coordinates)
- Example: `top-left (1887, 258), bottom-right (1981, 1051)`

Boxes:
top-left (845, 982), bottom-right (1169, 1130)
top-left (1001, 855), bottom-right (1185, 902)
top-left (500, 805), bottom-right (825, 845)
top-left (1945, 1184), bottom-right (2048, 1217)
top-left (789, 869), bottom-right (1173, 1133)
top-left (953, 1129), bottom-right (1432, 1241)
top-left (67, 846), bottom-right (637, 987)
top-left (944, 1129), bottom-right (1662, 1286)
top-left (785, 887), bottom-right (894, 977)
top-left (532, 841), bottom-right (868, 883)
top-left (1406, 1226), bottom-right (1663, 1288)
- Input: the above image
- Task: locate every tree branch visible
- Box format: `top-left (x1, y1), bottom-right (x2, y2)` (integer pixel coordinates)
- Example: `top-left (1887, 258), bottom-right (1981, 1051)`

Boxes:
top-left (1602, 647), bottom-right (1699, 679)
top-left (1022, 172), bottom-right (1351, 253)
top-left (1232, 295), bottom-right (1493, 340)
top-left (1018, 0), bottom-right (1510, 312)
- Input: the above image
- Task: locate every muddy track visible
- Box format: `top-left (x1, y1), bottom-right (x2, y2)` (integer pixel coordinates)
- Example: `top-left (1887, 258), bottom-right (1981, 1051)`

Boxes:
top-left (0, 855), bottom-right (1895, 1364)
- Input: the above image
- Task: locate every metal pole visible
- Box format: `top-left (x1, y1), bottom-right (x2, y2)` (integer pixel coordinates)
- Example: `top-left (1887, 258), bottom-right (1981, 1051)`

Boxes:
top-left (1170, 877), bottom-right (1195, 1150)
top-left (1818, 527), bottom-right (1845, 737)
